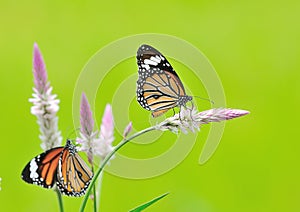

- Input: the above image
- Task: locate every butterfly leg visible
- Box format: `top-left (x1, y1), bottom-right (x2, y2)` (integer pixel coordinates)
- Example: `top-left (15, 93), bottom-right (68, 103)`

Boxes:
top-left (178, 107), bottom-right (182, 121)
top-left (186, 102), bottom-right (195, 121)
top-left (191, 101), bottom-right (194, 110)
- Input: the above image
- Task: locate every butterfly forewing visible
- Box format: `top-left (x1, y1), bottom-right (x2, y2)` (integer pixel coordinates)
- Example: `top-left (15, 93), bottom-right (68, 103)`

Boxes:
top-left (137, 44), bottom-right (176, 75)
top-left (136, 44), bottom-right (192, 117)
top-left (21, 147), bottom-right (64, 189)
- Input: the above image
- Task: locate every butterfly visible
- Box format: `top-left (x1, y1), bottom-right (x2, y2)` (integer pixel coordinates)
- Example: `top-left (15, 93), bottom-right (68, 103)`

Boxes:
top-left (21, 140), bottom-right (93, 197)
top-left (136, 44), bottom-right (193, 117)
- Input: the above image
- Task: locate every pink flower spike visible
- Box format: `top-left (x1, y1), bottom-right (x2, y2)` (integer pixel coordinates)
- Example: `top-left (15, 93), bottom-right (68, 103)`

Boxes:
top-left (100, 104), bottom-right (114, 143)
top-left (224, 109), bottom-right (250, 119)
top-left (33, 43), bottom-right (48, 93)
top-left (80, 93), bottom-right (94, 136)
top-left (197, 108), bottom-right (250, 124)
top-left (29, 43), bottom-right (62, 150)
top-left (156, 107), bottom-right (249, 133)
top-left (123, 122), bottom-right (132, 138)
top-left (93, 104), bottom-right (115, 160)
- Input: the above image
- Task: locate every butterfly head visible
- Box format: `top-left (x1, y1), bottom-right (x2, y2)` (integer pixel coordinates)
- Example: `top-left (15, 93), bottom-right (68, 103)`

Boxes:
top-left (65, 139), bottom-right (77, 155)
top-left (178, 95), bottom-right (193, 107)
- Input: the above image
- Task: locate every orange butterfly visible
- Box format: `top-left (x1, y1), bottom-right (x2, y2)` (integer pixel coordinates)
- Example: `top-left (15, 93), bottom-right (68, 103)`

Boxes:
top-left (21, 140), bottom-right (93, 197)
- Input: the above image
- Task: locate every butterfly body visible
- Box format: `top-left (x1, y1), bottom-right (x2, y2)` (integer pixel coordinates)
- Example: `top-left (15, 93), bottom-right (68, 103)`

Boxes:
top-left (21, 140), bottom-right (93, 197)
top-left (136, 44), bottom-right (192, 117)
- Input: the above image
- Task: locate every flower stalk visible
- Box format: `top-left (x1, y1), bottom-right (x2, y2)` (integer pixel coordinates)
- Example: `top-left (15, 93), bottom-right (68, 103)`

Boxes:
top-left (29, 43), bottom-right (63, 211)
top-left (77, 97), bottom-right (118, 211)
top-left (55, 188), bottom-right (64, 212)
top-left (76, 93), bottom-right (100, 211)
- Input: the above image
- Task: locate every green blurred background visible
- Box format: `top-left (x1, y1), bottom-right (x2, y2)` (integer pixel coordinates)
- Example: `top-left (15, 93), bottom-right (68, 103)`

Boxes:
top-left (1, 0), bottom-right (299, 211)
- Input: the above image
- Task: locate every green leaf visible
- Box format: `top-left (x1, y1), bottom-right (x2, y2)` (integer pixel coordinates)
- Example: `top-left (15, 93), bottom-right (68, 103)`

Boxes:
top-left (129, 193), bottom-right (169, 212)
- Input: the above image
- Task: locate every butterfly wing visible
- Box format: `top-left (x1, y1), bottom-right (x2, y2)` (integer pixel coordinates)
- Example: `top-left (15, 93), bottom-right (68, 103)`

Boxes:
top-left (21, 147), bottom-right (64, 189)
top-left (136, 44), bottom-right (189, 117)
top-left (56, 143), bottom-right (93, 197)
top-left (137, 44), bottom-right (176, 75)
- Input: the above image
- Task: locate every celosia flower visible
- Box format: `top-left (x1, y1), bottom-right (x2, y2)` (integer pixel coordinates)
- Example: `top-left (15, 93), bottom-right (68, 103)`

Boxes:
top-left (80, 93), bottom-right (94, 136)
top-left (76, 98), bottom-right (116, 162)
top-left (76, 93), bottom-right (98, 164)
top-left (93, 104), bottom-right (115, 160)
top-left (29, 43), bottom-right (62, 151)
top-left (156, 107), bottom-right (249, 134)
top-left (123, 122), bottom-right (132, 138)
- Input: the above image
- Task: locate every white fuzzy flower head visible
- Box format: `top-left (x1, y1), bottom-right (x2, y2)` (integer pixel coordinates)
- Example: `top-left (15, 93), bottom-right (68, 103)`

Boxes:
top-left (156, 107), bottom-right (249, 134)
top-left (76, 97), bottom-right (118, 164)
top-left (93, 104), bottom-right (115, 160)
top-left (76, 93), bottom-right (97, 164)
top-left (29, 43), bottom-right (62, 151)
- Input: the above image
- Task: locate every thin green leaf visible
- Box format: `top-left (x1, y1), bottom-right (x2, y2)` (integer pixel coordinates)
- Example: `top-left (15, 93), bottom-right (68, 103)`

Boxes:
top-left (129, 193), bottom-right (169, 212)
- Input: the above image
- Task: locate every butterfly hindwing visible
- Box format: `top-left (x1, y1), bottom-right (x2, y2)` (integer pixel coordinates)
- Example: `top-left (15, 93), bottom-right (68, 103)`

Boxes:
top-left (56, 141), bottom-right (93, 197)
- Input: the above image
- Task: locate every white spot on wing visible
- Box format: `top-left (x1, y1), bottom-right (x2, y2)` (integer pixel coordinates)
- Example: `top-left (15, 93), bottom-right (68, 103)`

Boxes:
top-left (29, 159), bottom-right (39, 179)
top-left (141, 64), bottom-right (150, 70)
top-left (150, 56), bottom-right (161, 63)
top-left (144, 59), bottom-right (158, 66)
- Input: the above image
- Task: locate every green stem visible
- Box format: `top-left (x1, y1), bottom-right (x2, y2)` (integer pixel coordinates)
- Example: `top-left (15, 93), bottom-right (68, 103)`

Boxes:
top-left (92, 166), bottom-right (97, 212)
top-left (56, 188), bottom-right (64, 212)
top-left (80, 126), bottom-right (156, 212)
top-left (96, 171), bottom-right (103, 210)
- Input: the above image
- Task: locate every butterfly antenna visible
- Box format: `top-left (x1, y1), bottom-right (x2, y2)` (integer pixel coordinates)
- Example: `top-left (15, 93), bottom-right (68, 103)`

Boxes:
top-left (66, 127), bottom-right (81, 141)
top-left (192, 96), bottom-right (214, 104)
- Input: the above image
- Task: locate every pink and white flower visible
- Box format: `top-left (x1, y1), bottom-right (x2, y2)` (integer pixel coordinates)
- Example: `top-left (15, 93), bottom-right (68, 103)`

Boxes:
top-left (29, 43), bottom-right (62, 151)
top-left (156, 107), bottom-right (249, 134)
